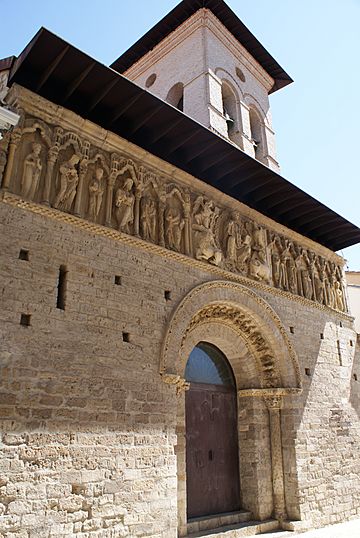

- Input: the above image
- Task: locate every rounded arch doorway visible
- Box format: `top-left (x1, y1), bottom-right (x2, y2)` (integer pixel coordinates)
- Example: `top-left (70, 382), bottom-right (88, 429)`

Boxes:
top-left (185, 342), bottom-right (240, 519)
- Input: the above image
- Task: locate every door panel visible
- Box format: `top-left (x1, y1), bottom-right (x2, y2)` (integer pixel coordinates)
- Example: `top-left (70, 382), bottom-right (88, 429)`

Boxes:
top-left (186, 383), bottom-right (240, 519)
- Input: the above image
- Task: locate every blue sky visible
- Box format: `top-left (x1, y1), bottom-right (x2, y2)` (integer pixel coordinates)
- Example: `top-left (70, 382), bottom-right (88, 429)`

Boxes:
top-left (1, 0), bottom-right (359, 269)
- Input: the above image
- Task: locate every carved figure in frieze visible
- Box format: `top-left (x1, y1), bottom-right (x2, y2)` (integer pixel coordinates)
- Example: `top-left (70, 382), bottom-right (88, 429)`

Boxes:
top-left (252, 224), bottom-right (267, 264)
top-left (21, 142), bottom-right (42, 199)
top-left (249, 256), bottom-right (271, 283)
top-left (192, 196), bottom-right (222, 266)
top-left (88, 166), bottom-right (105, 221)
top-left (54, 154), bottom-right (80, 212)
top-left (268, 235), bottom-right (281, 287)
top-left (334, 280), bottom-right (345, 312)
top-left (288, 243), bottom-right (298, 295)
top-left (308, 252), bottom-right (318, 301)
top-left (141, 197), bottom-right (157, 243)
top-left (314, 258), bottom-right (326, 304)
top-left (336, 266), bottom-right (348, 312)
top-left (236, 222), bottom-right (252, 272)
top-left (165, 206), bottom-right (185, 252)
top-left (316, 271), bottom-right (325, 305)
top-left (225, 216), bottom-right (239, 267)
top-left (328, 273), bottom-right (338, 309)
top-left (296, 248), bottom-right (312, 299)
top-left (115, 178), bottom-right (135, 234)
top-left (322, 262), bottom-right (332, 307)
top-left (303, 273), bottom-right (313, 300)
top-left (310, 257), bottom-right (322, 304)
top-left (279, 241), bottom-right (291, 291)
top-left (324, 264), bottom-right (335, 309)
top-left (249, 225), bottom-right (271, 283)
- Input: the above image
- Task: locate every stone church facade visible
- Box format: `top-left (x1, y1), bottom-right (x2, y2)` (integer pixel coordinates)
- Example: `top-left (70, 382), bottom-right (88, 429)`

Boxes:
top-left (0, 1), bottom-right (360, 537)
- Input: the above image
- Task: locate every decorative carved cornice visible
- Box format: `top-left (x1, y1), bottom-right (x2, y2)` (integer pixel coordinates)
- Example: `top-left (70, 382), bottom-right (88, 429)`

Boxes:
top-left (0, 192), bottom-right (353, 324)
top-left (1, 89), bottom-right (349, 320)
top-left (238, 387), bottom-right (302, 399)
top-left (5, 85), bottom-right (345, 266)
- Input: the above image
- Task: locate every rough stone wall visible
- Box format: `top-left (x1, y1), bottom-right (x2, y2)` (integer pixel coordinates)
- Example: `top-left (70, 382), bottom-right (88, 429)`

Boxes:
top-left (1, 199), bottom-right (360, 536)
top-left (257, 290), bottom-right (360, 527)
top-left (346, 272), bottom-right (360, 333)
top-left (0, 202), bottom-right (180, 537)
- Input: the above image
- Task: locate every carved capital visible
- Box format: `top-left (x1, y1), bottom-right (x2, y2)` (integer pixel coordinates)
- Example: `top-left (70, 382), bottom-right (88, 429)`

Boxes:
top-left (48, 146), bottom-right (59, 162)
top-left (10, 129), bottom-right (21, 146)
top-left (264, 395), bottom-right (283, 410)
top-left (162, 373), bottom-right (190, 395)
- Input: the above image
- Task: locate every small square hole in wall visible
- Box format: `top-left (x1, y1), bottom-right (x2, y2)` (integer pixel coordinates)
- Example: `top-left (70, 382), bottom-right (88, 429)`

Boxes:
top-left (19, 249), bottom-right (29, 261)
top-left (122, 332), bottom-right (130, 343)
top-left (354, 374), bottom-right (358, 382)
top-left (114, 275), bottom-right (122, 286)
top-left (20, 314), bottom-right (31, 327)
top-left (320, 333), bottom-right (324, 340)
top-left (164, 290), bottom-right (171, 301)
top-left (305, 368), bottom-right (311, 377)
top-left (289, 326), bottom-right (295, 334)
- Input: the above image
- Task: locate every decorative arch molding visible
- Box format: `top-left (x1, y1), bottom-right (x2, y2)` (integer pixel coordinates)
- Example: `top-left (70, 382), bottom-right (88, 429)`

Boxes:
top-left (21, 118), bottom-right (53, 148)
top-left (160, 280), bottom-right (302, 392)
top-left (215, 68), bottom-right (244, 99)
top-left (243, 94), bottom-right (269, 126)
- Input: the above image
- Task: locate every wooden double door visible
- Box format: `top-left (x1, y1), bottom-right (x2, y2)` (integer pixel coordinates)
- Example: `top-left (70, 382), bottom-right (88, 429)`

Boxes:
top-left (185, 382), bottom-right (240, 519)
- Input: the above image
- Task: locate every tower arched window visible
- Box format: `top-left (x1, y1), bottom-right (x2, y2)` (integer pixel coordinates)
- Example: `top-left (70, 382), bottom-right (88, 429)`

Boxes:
top-left (249, 108), bottom-right (263, 161)
top-left (166, 83), bottom-right (184, 111)
top-left (221, 82), bottom-right (239, 145)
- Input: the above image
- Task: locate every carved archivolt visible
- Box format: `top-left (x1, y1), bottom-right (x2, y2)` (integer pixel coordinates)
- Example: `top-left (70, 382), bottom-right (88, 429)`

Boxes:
top-left (1, 112), bottom-right (348, 313)
top-left (160, 280), bottom-right (302, 391)
top-left (186, 303), bottom-right (281, 387)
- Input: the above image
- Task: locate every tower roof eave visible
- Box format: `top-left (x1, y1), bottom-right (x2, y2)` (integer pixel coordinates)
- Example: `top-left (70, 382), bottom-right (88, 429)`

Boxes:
top-left (110, 0), bottom-right (293, 94)
top-left (8, 28), bottom-right (360, 252)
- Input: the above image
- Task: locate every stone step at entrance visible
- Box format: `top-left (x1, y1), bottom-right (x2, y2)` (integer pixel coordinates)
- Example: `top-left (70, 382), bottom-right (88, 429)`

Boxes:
top-left (187, 518), bottom-right (279, 537)
top-left (187, 510), bottom-right (252, 535)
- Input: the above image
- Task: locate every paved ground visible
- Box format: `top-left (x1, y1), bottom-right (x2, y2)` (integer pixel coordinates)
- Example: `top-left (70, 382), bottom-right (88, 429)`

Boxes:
top-left (263, 519), bottom-right (360, 537)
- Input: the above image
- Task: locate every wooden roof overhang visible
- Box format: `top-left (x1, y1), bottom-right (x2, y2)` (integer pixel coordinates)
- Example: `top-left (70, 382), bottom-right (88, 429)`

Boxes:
top-left (0, 56), bottom-right (16, 73)
top-left (110, 0), bottom-right (293, 94)
top-left (8, 28), bottom-right (360, 252)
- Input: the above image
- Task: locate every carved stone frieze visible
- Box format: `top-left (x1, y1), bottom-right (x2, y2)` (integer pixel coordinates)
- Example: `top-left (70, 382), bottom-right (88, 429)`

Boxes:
top-left (1, 109), bottom-right (348, 313)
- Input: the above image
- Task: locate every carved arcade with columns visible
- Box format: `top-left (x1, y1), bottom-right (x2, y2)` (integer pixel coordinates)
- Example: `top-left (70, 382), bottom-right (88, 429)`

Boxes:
top-left (0, 88), bottom-right (348, 317)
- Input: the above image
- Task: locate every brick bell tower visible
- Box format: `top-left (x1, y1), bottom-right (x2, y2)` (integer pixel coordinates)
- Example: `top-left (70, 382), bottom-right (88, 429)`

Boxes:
top-left (111, 1), bottom-right (293, 173)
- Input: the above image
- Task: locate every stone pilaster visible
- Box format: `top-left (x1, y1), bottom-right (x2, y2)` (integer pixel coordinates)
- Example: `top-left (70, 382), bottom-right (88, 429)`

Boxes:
top-left (1, 130), bottom-right (21, 190)
top-left (264, 395), bottom-right (287, 522)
